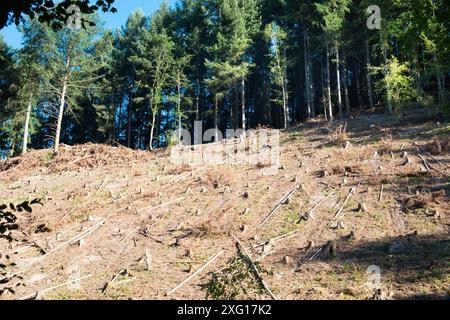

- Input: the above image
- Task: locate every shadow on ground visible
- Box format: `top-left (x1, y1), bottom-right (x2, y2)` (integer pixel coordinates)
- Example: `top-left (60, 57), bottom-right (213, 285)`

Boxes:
top-left (292, 232), bottom-right (450, 300)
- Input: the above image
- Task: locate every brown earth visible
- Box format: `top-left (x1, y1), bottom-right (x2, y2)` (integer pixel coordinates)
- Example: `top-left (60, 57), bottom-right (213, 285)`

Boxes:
top-left (0, 109), bottom-right (449, 300)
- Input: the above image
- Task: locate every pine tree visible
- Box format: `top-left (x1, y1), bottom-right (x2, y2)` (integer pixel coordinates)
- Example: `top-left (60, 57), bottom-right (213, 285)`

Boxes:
top-left (120, 10), bottom-right (148, 148)
top-left (130, 5), bottom-right (175, 150)
top-left (264, 22), bottom-right (289, 129)
top-left (316, 0), bottom-right (351, 120)
top-left (38, 15), bottom-right (106, 153)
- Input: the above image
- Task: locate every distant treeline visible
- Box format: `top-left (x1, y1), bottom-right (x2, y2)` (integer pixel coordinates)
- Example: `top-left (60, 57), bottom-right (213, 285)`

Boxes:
top-left (0, 0), bottom-right (449, 157)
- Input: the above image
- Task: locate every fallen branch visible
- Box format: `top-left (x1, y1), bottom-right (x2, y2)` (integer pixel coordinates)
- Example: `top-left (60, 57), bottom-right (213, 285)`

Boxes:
top-left (4, 220), bottom-right (106, 280)
top-left (254, 229), bottom-right (300, 250)
top-left (59, 176), bottom-right (109, 222)
top-left (268, 228), bottom-right (300, 243)
top-left (301, 191), bottom-right (335, 221)
top-left (119, 226), bottom-right (140, 244)
top-left (102, 269), bottom-right (130, 295)
top-left (309, 247), bottom-right (324, 261)
top-left (418, 153), bottom-right (431, 172)
top-left (166, 250), bottom-right (223, 296)
top-left (418, 153), bottom-right (447, 175)
top-left (258, 184), bottom-right (300, 228)
top-left (233, 235), bottom-right (277, 300)
top-left (137, 197), bottom-right (185, 213)
top-left (19, 274), bottom-right (93, 300)
top-left (94, 177), bottom-right (109, 196)
top-left (333, 185), bottom-right (358, 220)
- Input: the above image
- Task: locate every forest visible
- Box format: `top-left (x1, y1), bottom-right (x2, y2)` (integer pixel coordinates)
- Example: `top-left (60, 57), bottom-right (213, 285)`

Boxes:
top-left (1, 0), bottom-right (449, 157)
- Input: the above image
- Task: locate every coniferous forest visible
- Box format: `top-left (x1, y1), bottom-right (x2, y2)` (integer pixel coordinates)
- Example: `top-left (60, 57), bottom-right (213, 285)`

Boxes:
top-left (0, 0), bottom-right (449, 156)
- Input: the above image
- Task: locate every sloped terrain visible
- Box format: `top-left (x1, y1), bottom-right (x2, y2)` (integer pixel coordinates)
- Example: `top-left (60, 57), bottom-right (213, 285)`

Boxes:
top-left (0, 109), bottom-right (449, 300)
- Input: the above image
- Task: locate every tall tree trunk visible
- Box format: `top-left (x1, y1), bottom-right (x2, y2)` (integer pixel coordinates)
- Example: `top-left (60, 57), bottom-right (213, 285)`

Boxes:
top-left (22, 92), bottom-right (33, 154)
top-left (413, 43), bottom-right (423, 97)
top-left (304, 27), bottom-right (312, 119)
top-left (234, 82), bottom-right (239, 129)
top-left (241, 77), bottom-right (246, 130)
top-left (343, 51), bottom-right (351, 115)
top-left (335, 45), bottom-right (343, 119)
top-left (326, 43), bottom-right (333, 121)
top-left (149, 112), bottom-right (156, 151)
top-left (117, 96), bottom-right (123, 143)
top-left (383, 48), bottom-right (393, 115)
top-left (177, 78), bottom-right (182, 141)
top-left (54, 54), bottom-right (70, 153)
top-left (365, 39), bottom-right (375, 109)
top-left (229, 87), bottom-right (234, 129)
top-left (442, 74), bottom-right (446, 103)
top-left (283, 39), bottom-right (289, 128)
top-left (111, 97), bottom-right (117, 144)
top-left (195, 79), bottom-right (200, 121)
top-left (282, 81), bottom-right (288, 129)
top-left (434, 54), bottom-right (444, 110)
top-left (214, 93), bottom-right (218, 132)
top-left (127, 91), bottom-right (133, 148)
top-left (355, 61), bottom-right (363, 111)
top-left (321, 56), bottom-right (327, 121)
top-left (155, 113), bottom-right (161, 149)
top-left (9, 137), bottom-right (15, 158)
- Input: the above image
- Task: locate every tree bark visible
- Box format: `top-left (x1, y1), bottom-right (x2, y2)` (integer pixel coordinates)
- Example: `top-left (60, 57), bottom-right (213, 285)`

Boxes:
top-left (9, 137), bottom-right (15, 158)
top-left (365, 39), bottom-right (375, 109)
top-left (149, 112), bottom-right (156, 151)
top-left (326, 43), bottom-right (333, 121)
top-left (335, 45), bottom-right (343, 119)
top-left (195, 79), bottom-right (200, 121)
top-left (22, 92), bottom-right (33, 154)
top-left (127, 91), bottom-right (133, 148)
top-left (283, 39), bottom-right (289, 129)
top-left (434, 54), bottom-right (444, 110)
top-left (343, 51), bottom-right (351, 116)
top-left (382, 48), bottom-right (393, 115)
top-left (177, 77), bottom-right (182, 141)
top-left (234, 82), bottom-right (239, 129)
top-left (355, 61), bottom-right (363, 111)
top-left (214, 93), bottom-right (218, 131)
top-left (282, 79), bottom-right (288, 129)
top-left (321, 56), bottom-right (327, 121)
top-left (54, 54), bottom-right (70, 153)
top-left (304, 26), bottom-right (312, 119)
top-left (241, 77), bottom-right (246, 130)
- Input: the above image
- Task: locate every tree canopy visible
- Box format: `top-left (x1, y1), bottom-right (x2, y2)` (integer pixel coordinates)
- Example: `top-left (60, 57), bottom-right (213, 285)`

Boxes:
top-left (0, 0), bottom-right (117, 30)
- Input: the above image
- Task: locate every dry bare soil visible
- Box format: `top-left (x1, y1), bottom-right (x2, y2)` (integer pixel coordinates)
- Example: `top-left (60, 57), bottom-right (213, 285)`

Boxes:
top-left (1, 109), bottom-right (449, 300)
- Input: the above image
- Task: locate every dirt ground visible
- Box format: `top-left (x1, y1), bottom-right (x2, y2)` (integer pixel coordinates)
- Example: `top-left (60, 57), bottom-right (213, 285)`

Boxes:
top-left (0, 108), bottom-right (449, 300)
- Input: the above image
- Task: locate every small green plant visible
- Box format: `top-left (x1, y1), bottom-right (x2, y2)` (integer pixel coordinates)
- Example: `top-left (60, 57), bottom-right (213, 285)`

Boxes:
top-left (201, 250), bottom-right (271, 300)
top-left (42, 152), bottom-right (55, 163)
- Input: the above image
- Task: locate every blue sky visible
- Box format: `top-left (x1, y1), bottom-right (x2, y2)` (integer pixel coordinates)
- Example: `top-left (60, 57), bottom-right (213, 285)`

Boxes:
top-left (0, 0), bottom-right (177, 48)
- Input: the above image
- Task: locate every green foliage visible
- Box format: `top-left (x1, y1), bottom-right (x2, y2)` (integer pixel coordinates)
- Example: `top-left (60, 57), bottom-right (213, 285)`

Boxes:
top-left (1, 0), bottom-right (450, 153)
top-left (372, 57), bottom-right (417, 114)
top-left (315, 0), bottom-right (351, 42)
top-left (0, 199), bottom-right (42, 242)
top-left (42, 151), bottom-right (55, 163)
top-left (1, 0), bottom-right (117, 30)
top-left (205, 0), bottom-right (259, 110)
top-left (0, 199), bottom-right (42, 295)
top-left (264, 22), bottom-right (287, 107)
top-left (202, 250), bottom-right (271, 300)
